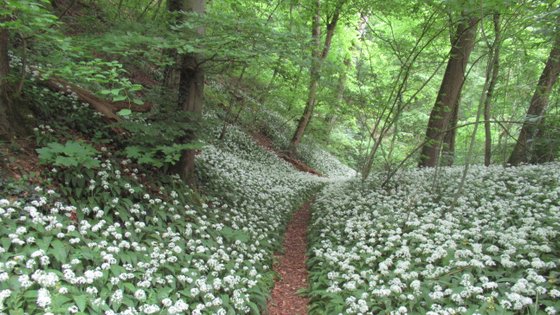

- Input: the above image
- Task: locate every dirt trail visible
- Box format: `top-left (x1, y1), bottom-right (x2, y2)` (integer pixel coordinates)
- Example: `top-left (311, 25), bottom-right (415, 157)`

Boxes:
top-left (267, 200), bottom-right (312, 315)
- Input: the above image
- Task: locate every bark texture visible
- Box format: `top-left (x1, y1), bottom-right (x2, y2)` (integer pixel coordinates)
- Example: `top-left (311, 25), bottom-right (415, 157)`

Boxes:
top-left (418, 16), bottom-right (478, 167)
top-left (175, 0), bottom-right (205, 185)
top-left (441, 98), bottom-right (459, 166)
top-left (0, 27), bottom-right (12, 141)
top-left (508, 19), bottom-right (560, 165)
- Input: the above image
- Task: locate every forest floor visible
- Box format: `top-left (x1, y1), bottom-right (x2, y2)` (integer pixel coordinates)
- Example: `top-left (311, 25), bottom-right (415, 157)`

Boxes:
top-left (250, 131), bottom-right (323, 176)
top-left (0, 139), bottom-right (40, 179)
top-left (267, 199), bottom-right (313, 315)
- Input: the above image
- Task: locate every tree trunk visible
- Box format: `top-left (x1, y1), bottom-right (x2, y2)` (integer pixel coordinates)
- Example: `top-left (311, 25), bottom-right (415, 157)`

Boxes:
top-left (0, 26), bottom-right (14, 141)
top-left (418, 16), bottom-right (478, 167)
top-left (325, 56), bottom-right (349, 143)
top-left (175, 0), bottom-right (205, 186)
top-left (508, 19), bottom-right (560, 165)
top-left (484, 13), bottom-right (501, 166)
top-left (441, 98), bottom-right (459, 166)
top-left (530, 116), bottom-right (559, 163)
top-left (162, 0), bottom-right (184, 89)
top-left (289, 0), bottom-right (341, 153)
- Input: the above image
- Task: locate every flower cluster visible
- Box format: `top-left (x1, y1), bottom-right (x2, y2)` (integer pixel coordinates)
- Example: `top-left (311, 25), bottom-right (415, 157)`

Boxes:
top-left (308, 164), bottom-right (560, 314)
top-left (0, 125), bottom-right (344, 314)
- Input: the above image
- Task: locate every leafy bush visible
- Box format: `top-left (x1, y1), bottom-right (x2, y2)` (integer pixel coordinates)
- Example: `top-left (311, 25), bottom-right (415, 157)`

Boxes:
top-left (115, 109), bottom-right (205, 169)
top-left (124, 143), bottom-right (203, 168)
top-left (36, 141), bottom-right (99, 169)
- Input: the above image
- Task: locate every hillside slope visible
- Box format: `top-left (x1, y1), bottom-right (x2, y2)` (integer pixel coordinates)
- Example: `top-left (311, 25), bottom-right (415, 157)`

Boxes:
top-left (0, 119), bottom-right (353, 314)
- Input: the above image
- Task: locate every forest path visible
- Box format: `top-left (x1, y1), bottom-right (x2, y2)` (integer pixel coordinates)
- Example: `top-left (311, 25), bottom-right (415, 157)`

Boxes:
top-left (266, 198), bottom-right (313, 315)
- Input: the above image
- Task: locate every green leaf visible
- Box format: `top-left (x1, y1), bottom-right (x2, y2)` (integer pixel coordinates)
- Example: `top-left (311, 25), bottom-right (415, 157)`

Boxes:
top-left (123, 282), bottom-right (136, 293)
top-left (113, 95), bottom-right (128, 102)
top-left (117, 108), bottom-right (132, 116)
top-left (74, 295), bottom-right (87, 312)
top-left (51, 240), bottom-right (68, 263)
top-left (36, 236), bottom-right (52, 251)
top-left (55, 156), bottom-right (79, 167)
top-left (222, 226), bottom-right (250, 242)
top-left (52, 294), bottom-right (72, 308)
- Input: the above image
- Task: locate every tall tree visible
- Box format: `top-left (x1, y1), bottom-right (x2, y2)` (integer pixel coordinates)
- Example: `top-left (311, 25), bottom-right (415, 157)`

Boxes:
top-left (508, 16), bottom-right (560, 165)
top-left (174, 0), bottom-right (205, 185)
top-left (418, 14), bottom-right (479, 167)
top-left (289, 0), bottom-right (344, 153)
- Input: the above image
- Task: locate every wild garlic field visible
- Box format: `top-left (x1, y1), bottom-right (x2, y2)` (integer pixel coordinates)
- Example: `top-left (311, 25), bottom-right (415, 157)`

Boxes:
top-left (2, 121), bottom-right (560, 315)
top-left (1, 98), bottom-right (559, 315)
top-left (0, 127), bottom-right (333, 315)
top-left (308, 164), bottom-right (560, 315)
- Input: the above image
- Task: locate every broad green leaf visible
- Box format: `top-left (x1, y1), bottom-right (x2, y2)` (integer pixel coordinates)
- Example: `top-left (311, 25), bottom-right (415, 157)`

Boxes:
top-left (51, 240), bottom-right (68, 262)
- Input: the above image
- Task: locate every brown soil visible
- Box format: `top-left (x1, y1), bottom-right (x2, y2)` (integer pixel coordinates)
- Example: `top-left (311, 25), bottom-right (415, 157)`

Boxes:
top-left (0, 139), bottom-right (41, 180)
top-left (251, 132), bottom-right (323, 177)
top-left (267, 200), bottom-right (312, 315)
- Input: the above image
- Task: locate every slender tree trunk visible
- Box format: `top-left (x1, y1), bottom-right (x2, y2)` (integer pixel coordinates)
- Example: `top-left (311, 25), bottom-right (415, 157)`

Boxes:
top-left (289, 0), bottom-right (321, 153)
top-left (258, 56), bottom-right (282, 104)
top-left (484, 13), bottom-right (501, 166)
top-left (418, 15), bottom-right (478, 167)
top-left (117, 0), bottom-right (124, 17)
top-left (0, 26), bottom-right (14, 141)
top-left (386, 96), bottom-right (403, 164)
top-left (175, 0), bottom-right (205, 186)
top-left (286, 63), bottom-right (304, 112)
top-left (325, 56), bottom-right (349, 142)
top-left (289, 0), bottom-right (342, 153)
top-left (508, 19), bottom-right (560, 165)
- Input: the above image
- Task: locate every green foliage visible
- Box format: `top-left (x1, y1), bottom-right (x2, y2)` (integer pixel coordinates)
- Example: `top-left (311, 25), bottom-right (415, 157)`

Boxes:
top-left (124, 142), bottom-right (203, 168)
top-left (116, 111), bottom-right (197, 147)
top-left (36, 141), bottom-right (100, 169)
top-left (113, 105), bottom-right (206, 169)
top-left (44, 59), bottom-right (144, 104)
top-left (3, 1), bottom-right (560, 314)
top-left (0, 0), bottom-right (58, 36)
top-left (4, 0), bottom-right (560, 171)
